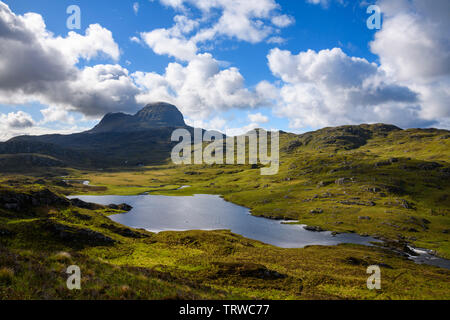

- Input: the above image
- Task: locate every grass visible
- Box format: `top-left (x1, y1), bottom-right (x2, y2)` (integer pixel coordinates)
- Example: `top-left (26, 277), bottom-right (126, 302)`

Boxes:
top-left (0, 124), bottom-right (449, 299)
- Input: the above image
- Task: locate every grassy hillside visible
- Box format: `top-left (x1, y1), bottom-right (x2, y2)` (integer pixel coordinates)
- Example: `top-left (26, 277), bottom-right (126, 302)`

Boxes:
top-left (0, 124), bottom-right (449, 299)
top-left (54, 125), bottom-right (450, 258)
top-left (0, 184), bottom-right (449, 300)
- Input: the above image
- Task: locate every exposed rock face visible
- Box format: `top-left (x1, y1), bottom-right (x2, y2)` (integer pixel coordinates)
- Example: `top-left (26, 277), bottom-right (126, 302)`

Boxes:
top-left (135, 102), bottom-right (186, 127)
top-left (211, 262), bottom-right (286, 279)
top-left (303, 225), bottom-right (324, 232)
top-left (0, 189), bottom-right (70, 212)
top-left (43, 220), bottom-right (116, 246)
top-left (90, 102), bottom-right (186, 133)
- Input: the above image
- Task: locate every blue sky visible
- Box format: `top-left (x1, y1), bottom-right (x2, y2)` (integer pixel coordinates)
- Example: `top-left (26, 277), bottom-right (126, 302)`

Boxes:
top-left (0, 0), bottom-right (448, 140)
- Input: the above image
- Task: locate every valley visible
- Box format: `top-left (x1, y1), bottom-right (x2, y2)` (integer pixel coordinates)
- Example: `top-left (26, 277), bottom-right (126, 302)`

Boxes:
top-left (0, 103), bottom-right (449, 299)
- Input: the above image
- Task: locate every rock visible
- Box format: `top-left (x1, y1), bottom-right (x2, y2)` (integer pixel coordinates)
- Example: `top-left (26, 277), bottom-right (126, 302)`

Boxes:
top-left (378, 263), bottom-right (394, 269)
top-left (375, 160), bottom-right (392, 167)
top-left (73, 212), bottom-right (92, 221)
top-left (70, 198), bottom-right (103, 210)
top-left (108, 203), bottom-right (133, 211)
top-left (282, 140), bottom-right (303, 153)
top-left (344, 257), bottom-right (368, 266)
top-left (44, 220), bottom-right (115, 246)
top-left (0, 189), bottom-right (70, 212)
top-left (211, 262), bottom-right (286, 280)
top-left (90, 102), bottom-right (186, 133)
top-left (54, 180), bottom-right (70, 187)
top-left (399, 199), bottom-right (414, 209)
top-left (317, 181), bottom-right (331, 188)
top-left (303, 225), bottom-right (324, 232)
top-left (335, 178), bottom-right (351, 185)
top-left (310, 208), bottom-right (323, 214)
top-left (417, 162), bottom-right (443, 171)
top-left (382, 239), bottom-right (418, 257)
top-left (338, 200), bottom-right (376, 207)
top-left (100, 223), bottom-right (148, 238)
top-left (358, 216), bottom-right (371, 220)
top-left (184, 171), bottom-right (202, 175)
top-left (363, 186), bottom-right (381, 193)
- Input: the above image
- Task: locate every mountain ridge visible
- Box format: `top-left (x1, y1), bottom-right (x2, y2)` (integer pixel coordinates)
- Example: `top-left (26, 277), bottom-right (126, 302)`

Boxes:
top-left (0, 102), bottom-right (448, 170)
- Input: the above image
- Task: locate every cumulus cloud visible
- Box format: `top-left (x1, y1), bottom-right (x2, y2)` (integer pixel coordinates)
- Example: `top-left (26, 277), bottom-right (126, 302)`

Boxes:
top-left (264, 0), bottom-right (450, 129)
top-left (267, 47), bottom-right (426, 128)
top-left (40, 106), bottom-right (75, 124)
top-left (0, 1), bottom-right (139, 117)
top-left (133, 53), bottom-right (268, 120)
top-left (140, 0), bottom-right (294, 61)
top-left (0, 111), bottom-right (34, 129)
top-left (372, 0), bottom-right (450, 81)
top-left (248, 112), bottom-right (269, 123)
top-left (369, 0), bottom-right (450, 126)
top-left (140, 17), bottom-right (199, 61)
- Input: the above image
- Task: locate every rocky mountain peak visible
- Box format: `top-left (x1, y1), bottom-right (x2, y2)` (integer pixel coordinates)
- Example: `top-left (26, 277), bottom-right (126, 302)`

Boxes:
top-left (90, 102), bottom-right (186, 133)
top-left (135, 102), bottom-right (186, 127)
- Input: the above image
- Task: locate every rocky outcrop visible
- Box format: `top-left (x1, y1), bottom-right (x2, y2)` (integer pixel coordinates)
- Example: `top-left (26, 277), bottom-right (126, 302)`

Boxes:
top-left (90, 102), bottom-right (187, 133)
top-left (303, 225), bottom-right (324, 232)
top-left (100, 223), bottom-right (148, 238)
top-left (43, 220), bottom-right (115, 246)
top-left (211, 262), bottom-right (286, 279)
top-left (108, 203), bottom-right (133, 211)
top-left (0, 189), bottom-right (70, 212)
top-left (0, 189), bottom-right (132, 214)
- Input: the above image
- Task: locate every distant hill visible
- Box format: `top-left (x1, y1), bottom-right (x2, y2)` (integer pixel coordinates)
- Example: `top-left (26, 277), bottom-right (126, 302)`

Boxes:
top-left (0, 101), bottom-right (449, 171)
top-left (0, 102), bottom-right (192, 168)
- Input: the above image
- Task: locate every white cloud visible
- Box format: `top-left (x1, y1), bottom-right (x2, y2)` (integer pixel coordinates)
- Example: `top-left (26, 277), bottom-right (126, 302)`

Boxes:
top-left (267, 36), bottom-right (286, 44)
top-left (369, 0), bottom-right (450, 126)
top-left (40, 106), bottom-right (75, 124)
top-left (248, 112), bottom-right (269, 123)
top-left (140, 0), bottom-right (293, 61)
top-left (133, 53), bottom-right (268, 120)
top-left (0, 122), bottom-right (87, 142)
top-left (47, 24), bottom-right (120, 64)
top-left (267, 47), bottom-right (425, 129)
top-left (0, 2), bottom-right (140, 118)
top-left (0, 111), bottom-right (34, 129)
top-left (271, 14), bottom-right (295, 28)
top-left (141, 26), bottom-right (198, 61)
top-left (262, 0), bottom-right (450, 129)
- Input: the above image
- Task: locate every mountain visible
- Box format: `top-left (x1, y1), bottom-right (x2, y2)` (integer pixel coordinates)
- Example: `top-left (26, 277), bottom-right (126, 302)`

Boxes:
top-left (0, 102), bottom-right (192, 169)
top-left (89, 102), bottom-right (186, 133)
top-left (0, 101), bottom-right (449, 172)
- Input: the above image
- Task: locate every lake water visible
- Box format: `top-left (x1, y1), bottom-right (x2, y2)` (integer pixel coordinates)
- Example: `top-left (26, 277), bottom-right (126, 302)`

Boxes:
top-left (71, 194), bottom-right (380, 248)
